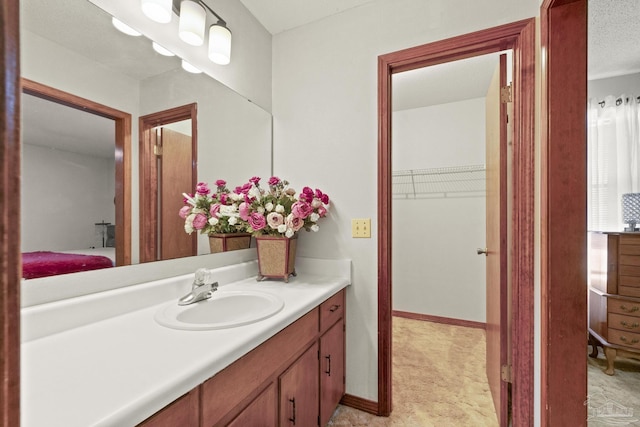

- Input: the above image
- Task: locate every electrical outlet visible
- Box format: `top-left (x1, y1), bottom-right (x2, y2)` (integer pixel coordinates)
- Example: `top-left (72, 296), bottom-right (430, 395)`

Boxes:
top-left (352, 218), bottom-right (371, 238)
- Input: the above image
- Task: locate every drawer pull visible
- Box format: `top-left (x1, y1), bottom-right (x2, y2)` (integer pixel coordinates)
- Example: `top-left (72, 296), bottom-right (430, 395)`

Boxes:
top-left (325, 355), bottom-right (332, 376)
top-left (620, 321), bottom-right (640, 329)
top-left (329, 304), bottom-right (341, 312)
top-left (289, 398), bottom-right (296, 425)
top-left (619, 305), bottom-right (639, 313)
top-left (619, 335), bottom-right (640, 345)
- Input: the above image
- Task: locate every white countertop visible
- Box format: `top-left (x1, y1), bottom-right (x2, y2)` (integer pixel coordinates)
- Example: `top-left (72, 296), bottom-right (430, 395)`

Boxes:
top-left (21, 259), bottom-right (350, 427)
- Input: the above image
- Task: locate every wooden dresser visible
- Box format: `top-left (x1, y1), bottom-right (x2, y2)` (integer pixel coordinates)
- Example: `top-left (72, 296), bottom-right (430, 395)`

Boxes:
top-left (588, 231), bottom-right (640, 375)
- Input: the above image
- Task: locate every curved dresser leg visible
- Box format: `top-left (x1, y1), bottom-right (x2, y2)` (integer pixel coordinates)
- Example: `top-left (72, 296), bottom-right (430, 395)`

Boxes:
top-left (588, 333), bottom-right (599, 358)
top-left (603, 346), bottom-right (616, 375)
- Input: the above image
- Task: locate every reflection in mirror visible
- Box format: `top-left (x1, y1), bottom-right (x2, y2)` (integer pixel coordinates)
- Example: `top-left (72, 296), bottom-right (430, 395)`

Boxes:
top-left (20, 0), bottom-right (272, 279)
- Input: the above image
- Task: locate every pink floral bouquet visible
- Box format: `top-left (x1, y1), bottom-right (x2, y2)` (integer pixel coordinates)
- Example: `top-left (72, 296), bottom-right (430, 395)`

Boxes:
top-left (179, 180), bottom-right (247, 235)
top-left (235, 176), bottom-right (330, 238)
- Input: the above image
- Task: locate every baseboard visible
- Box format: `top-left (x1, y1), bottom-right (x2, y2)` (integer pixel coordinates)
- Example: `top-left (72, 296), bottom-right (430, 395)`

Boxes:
top-left (340, 394), bottom-right (379, 415)
top-left (392, 310), bottom-right (486, 330)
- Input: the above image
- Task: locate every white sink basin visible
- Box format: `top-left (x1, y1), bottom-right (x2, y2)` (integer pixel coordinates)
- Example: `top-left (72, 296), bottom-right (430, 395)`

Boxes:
top-left (155, 290), bottom-right (284, 331)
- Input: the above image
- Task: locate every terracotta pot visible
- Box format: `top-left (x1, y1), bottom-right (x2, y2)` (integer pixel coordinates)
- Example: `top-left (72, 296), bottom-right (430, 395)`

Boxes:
top-left (208, 233), bottom-right (252, 253)
top-left (255, 234), bottom-right (298, 282)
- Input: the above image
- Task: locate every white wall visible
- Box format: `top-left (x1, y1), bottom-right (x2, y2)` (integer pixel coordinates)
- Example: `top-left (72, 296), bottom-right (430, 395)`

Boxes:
top-left (22, 144), bottom-right (115, 252)
top-left (588, 71), bottom-right (640, 101)
top-left (392, 98), bottom-right (486, 322)
top-left (272, 0), bottom-right (539, 402)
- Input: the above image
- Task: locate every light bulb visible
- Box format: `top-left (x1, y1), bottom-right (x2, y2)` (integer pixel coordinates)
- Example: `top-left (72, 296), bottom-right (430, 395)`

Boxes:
top-left (152, 42), bottom-right (175, 57)
top-left (112, 18), bottom-right (142, 36)
top-left (141, 0), bottom-right (172, 24)
top-left (181, 60), bottom-right (202, 74)
top-left (179, 0), bottom-right (206, 46)
top-left (208, 23), bottom-right (232, 65)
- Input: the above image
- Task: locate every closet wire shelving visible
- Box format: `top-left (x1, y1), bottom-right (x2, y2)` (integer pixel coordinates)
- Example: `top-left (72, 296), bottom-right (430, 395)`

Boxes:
top-left (393, 164), bottom-right (486, 199)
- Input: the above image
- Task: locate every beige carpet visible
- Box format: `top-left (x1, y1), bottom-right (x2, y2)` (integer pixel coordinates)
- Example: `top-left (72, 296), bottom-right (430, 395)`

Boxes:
top-left (328, 317), bottom-right (498, 426)
top-left (587, 347), bottom-right (640, 426)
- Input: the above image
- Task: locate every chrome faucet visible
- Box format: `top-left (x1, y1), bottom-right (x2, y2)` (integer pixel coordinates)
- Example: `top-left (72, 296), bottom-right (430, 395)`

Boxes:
top-left (178, 268), bottom-right (218, 306)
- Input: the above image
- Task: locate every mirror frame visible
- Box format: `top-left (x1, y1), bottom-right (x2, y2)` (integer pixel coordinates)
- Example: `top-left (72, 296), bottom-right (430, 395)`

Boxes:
top-left (21, 78), bottom-right (132, 266)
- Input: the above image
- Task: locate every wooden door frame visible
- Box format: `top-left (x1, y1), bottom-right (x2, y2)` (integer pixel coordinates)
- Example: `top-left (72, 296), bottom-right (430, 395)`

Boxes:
top-left (21, 79), bottom-right (132, 267)
top-left (139, 104), bottom-right (197, 263)
top-left (377, 19), bottom-right (536, 423)
top-left (540, 0), bottom-right (588, 425)
top-left (1, 1), bottom-right (20, 425)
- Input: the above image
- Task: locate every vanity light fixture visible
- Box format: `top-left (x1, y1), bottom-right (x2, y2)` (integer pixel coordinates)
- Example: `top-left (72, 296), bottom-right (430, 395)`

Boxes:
top-left (140, 0), bottom-right (232, 65)
top-left (178, 0), bottom-right (206, 46)
top-left (112, 18), bottom-right (142, 36)
top-left (141, 0), bottom-right (173, 24)
top-left (152, 42), bottom-right (175, 56)
top-left (181, 59), bottom-right (202, 74)
top-left (208, 22), bottom-right (231, 65)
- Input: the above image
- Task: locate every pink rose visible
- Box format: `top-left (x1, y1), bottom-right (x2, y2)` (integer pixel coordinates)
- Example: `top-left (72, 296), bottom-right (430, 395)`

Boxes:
top-left (215, 179), bottom-right (226, 187)
top-left (178, 205), bottom-right (191, 219)
top-left (249, 212), bottom-right (266, 231)
top-left (219, 193), bottom-right (228, 205)
top-left (291, 201), bottom-right (313, 219)
top-left (315, 189), bottom-right (329, 205)
top-left (286, 214), bottom-right (304, 232)
top-left (196, 182), bottom-right (210, 195)
top-left (209, 203), bottom-right (221, 218)
top-left (192, 213), bottom-right (207, 230)
top-left (317, 206), bottom-right (328, 217)
top-left (235, 182), bottom-right (252, 195)
top-left (249, 176), bottom-right (261, 184)
top-left (239, 202), bottom-right (250, 221)
top-left (267, 212), bottom-right (284, 229)
top-left (268, 176), bottom-right (281, 186)
top-left (300, 187), bottom-right (314, 203)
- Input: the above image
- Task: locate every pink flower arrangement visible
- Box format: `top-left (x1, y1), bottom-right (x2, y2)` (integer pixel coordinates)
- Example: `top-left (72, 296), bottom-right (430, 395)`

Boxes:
top-left (179, 180), bottom-right (247, 235)
top-left (235, 176), bottom-right (330, 238)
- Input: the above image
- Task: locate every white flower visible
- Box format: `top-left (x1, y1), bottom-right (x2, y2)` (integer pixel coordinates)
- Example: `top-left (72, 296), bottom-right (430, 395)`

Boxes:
top-left (311, 199), bottom-right (322, 208)
top-left (265, 202), bottom-right (274, 212)
top-left (275, 204), bottom-right (285, 213)
top-left (184, 214), bottom-right (195, 234)
top-left (310, 213), bottom-right (320, 222)
top-left (229, 193), bottom-right (241, 201)
top-left (257, 206), bottom-right (265, 214)
top-left (208, 217), bottom-right (219, 225)
top-left (277, 224), bottom-right (287, 233)
top-left (228, 216), bottom-right (238, 225)
top-left (248, 186), bottom-right (262, 200)
top-left (285, 228), bottom-right (294, 238)
top-left (311, 224), bottom-right (319, 232)
top-left (220, 205), bottom-right (237, 216)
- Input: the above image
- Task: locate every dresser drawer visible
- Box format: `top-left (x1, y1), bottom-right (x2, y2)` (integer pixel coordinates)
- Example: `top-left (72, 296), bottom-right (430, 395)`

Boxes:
top-left (320, 290), bottom-right (345, 333)
top-left (608, 298), bottom-right (640, 317)
top-left (608, 313), bottom-right (640, 333)
top-left (608, 328), bottom-right (640, 350)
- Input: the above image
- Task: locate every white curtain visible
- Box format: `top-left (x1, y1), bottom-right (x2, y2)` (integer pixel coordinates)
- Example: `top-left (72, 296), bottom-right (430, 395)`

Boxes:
top-left (588, 94), bottom-right (640, 231)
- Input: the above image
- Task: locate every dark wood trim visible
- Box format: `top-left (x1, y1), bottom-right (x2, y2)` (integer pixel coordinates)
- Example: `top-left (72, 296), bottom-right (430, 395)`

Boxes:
top-left (378, 18), bottom-right (536, 421)
top-left (20, 78), bottom-right (132, 267)
top-left (393, 310), bottom-right (486, 330)
top-left (340, 394), bottom-right (379, 415)
top-left (138, 103), bottom-right (197, 263)
top-left (540, 0), bottom-right (588, 425)
top-left (0, 1), bottom-right (21, 425)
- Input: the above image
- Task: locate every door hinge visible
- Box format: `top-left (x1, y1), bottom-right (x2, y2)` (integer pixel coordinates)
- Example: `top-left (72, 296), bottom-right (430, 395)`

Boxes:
top-left (154, 145), bottom-right (163, 156)
top-left (501, 364), bottom-right (512, 383)
top-left (500, 84), bottom-right (512, 103)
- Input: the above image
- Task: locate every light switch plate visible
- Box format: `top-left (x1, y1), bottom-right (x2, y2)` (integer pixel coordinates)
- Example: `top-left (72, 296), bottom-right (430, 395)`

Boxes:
top-left (352, 218), bottom-right (371, 238)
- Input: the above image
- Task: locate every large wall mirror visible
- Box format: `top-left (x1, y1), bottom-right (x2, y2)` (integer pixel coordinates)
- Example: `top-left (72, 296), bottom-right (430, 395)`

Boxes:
top-left (20, 0), bottom-right (272, 281)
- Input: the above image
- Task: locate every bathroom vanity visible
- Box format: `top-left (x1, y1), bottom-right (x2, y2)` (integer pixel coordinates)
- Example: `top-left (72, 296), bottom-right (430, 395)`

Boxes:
top-left (21, 258), bottom-right (350, 426)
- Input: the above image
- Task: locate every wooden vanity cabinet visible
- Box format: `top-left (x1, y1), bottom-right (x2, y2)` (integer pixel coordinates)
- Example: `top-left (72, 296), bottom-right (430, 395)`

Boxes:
top-left (138, 289), bottom-right (346, 427)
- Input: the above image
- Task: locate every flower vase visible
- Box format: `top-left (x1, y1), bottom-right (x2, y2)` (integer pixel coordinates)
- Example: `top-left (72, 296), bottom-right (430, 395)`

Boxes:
top-left (208, 233), bottom-right (252, 254)
top-left (255, 234), bottom-right (298, 282)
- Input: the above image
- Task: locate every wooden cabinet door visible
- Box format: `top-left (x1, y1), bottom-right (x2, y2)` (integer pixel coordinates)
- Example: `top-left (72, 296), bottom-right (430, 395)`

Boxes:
top-left (280, 342), bottom-right (319, 427)
top-left (319, 318), bottom-right (345, 427)
top-left (138, 388), bottom-right (199, 427)
top-left (227, 383), bottom-right (277, 427)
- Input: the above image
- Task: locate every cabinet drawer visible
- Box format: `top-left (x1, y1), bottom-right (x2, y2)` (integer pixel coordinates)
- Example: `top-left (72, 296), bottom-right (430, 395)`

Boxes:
top-left (608, 313), bottom-right (640, 333)
top-left (320, 290), bottom-right (345, 333)
top-left (608, 328), bottom-right (640, 350)
top-left (608, 298), bottom-right (640, 317)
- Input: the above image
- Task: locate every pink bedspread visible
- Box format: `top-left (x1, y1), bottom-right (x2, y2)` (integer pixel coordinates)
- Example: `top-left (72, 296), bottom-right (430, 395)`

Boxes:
top-left (22, 251), bottom-right (114, 279)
